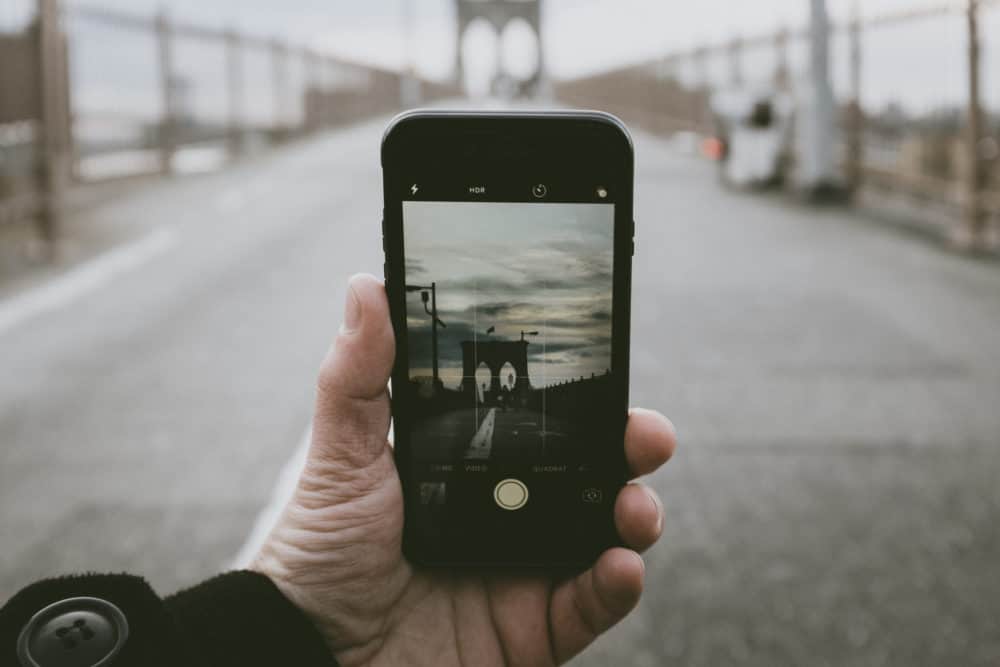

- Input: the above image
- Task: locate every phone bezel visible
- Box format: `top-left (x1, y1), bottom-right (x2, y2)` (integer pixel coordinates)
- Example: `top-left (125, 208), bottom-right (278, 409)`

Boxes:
top-left (381, 110), bottom-right (635, 568)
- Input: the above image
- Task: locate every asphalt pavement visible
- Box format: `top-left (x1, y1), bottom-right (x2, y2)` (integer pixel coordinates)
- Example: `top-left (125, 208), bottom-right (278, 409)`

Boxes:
top-left (1, 112), bottom-right (999, 666)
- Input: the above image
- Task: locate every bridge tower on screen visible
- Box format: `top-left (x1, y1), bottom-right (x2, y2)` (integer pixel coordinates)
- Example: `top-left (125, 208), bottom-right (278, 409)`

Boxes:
top-left (454, 0), bottom-right (545, 97)
top-left (460, 340), bottom-right (532, 399)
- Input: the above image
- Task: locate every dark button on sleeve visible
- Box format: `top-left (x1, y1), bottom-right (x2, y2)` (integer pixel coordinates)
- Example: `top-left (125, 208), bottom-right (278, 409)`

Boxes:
top-left (17, 597), bottom-right (128, 667)
top-left (1, 574), bottom-right (191, 667)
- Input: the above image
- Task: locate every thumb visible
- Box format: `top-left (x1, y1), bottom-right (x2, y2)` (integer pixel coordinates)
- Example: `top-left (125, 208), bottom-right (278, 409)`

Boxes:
top-left (310, 273), bottom-right (395, 472)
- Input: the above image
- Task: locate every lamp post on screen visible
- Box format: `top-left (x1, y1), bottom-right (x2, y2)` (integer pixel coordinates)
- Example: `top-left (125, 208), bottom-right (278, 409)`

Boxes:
top-left (406, 283), bottom-right (446, 389)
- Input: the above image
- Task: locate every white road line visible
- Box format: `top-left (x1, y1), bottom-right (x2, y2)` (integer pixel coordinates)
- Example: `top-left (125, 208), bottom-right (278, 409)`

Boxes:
top-left (465, 408), bottom-right (496, 460)
top-left (0, 228), bottom-right (177, 337)
top-left (230, 426), bottom-right (311, 569)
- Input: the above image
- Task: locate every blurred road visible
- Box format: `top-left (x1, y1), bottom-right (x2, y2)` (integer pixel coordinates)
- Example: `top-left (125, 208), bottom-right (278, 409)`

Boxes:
top-left (2, 114), bottom-right (999, 665)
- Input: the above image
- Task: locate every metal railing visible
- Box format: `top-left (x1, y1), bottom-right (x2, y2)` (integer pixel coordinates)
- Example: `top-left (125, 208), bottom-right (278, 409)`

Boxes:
top-left (0, 0), bottom-right (459, 247)
top-left (554, 0), bottom-right (1000, 246)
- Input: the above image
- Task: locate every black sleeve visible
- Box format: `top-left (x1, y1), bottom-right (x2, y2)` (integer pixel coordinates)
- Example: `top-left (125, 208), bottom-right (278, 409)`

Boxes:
top-left (0, 571), bottom-right (338, 667)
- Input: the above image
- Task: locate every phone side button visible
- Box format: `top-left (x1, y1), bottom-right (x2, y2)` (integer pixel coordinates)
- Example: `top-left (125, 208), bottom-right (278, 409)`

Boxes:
top-left (630, 239), bottom-right (635, 256)
top-left (383, 262), bottom-right (388, 279)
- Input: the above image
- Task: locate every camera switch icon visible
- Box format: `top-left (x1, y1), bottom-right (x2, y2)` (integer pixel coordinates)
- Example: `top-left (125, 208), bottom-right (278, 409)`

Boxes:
top-left (581, 488), bottom-right (603, 503)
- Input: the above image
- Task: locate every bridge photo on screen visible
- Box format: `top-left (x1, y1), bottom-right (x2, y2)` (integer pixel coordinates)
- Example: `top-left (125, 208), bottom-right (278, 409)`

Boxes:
top-left (402, 201), bottom-right (615, 464)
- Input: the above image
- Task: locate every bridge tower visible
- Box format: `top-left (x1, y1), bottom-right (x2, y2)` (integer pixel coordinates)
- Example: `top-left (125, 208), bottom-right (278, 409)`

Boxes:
top-left (460, 339), bottom-right (532, 398)
top-left (454, 0), bottom-right (545, 97)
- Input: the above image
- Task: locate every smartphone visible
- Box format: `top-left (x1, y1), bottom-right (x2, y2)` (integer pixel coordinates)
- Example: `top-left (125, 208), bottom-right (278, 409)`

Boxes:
top-left (381, 110), bottom-right (634, 568)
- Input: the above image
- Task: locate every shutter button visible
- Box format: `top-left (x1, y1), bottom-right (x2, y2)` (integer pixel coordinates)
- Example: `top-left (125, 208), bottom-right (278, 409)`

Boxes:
top-left (17, 597), bottom-right (128, 667)
top-left (494, 479), bottom-right (529, 510)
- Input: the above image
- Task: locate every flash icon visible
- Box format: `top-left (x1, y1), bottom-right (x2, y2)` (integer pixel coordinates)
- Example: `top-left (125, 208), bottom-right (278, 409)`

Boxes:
top-left (410, 184), bottom-right (419, 195)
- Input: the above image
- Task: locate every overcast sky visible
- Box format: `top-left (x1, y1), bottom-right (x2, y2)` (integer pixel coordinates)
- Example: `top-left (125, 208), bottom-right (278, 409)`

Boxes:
top-left (54, 0), bottom-right (999, 115)
top-left (403, 202), bottom-right (614, 389)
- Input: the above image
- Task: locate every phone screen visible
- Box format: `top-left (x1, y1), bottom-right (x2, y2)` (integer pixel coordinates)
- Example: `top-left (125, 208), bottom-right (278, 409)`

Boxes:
top-left (400, 197), bottom-right (620, 557)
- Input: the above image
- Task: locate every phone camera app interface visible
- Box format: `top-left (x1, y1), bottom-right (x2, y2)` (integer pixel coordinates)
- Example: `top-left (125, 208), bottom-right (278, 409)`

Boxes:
top-left (402, 200), bottom-right (616, 500)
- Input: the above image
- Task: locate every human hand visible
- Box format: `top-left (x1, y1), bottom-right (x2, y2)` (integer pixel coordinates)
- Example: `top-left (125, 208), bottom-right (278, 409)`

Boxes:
top-left (251, 274), bottom-right (677, 666)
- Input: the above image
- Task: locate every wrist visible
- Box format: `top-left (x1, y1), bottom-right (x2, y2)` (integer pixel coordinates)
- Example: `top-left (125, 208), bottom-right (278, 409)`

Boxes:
top-left (250, 542), bottom-right (343, 657)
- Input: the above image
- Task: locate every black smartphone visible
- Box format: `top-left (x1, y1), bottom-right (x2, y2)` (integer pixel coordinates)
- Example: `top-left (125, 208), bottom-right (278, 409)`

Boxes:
top-left (381, 110), bottom-right (634, 568)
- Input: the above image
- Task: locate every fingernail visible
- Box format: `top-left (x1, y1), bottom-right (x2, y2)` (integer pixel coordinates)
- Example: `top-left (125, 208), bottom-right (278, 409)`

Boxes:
top-left (341, 282), bottom-right (362, 334)
top-left (645, 488), bottom-right (663, 534)
top-left (632, 551), bottom-right (645, 576)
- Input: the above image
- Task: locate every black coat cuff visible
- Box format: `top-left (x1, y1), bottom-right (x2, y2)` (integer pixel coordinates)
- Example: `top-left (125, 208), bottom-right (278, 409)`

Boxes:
top-left (1, 571), bottom-right (337, 667)
top-left (0, 573), bottom-right (187, 666)
top-left (165, 571), bottom-right (337, 667)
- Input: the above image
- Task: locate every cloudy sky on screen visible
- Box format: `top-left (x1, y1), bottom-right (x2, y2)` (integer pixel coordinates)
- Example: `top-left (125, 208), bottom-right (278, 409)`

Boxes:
top-left (402, 202), bottom-right (614, 389)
